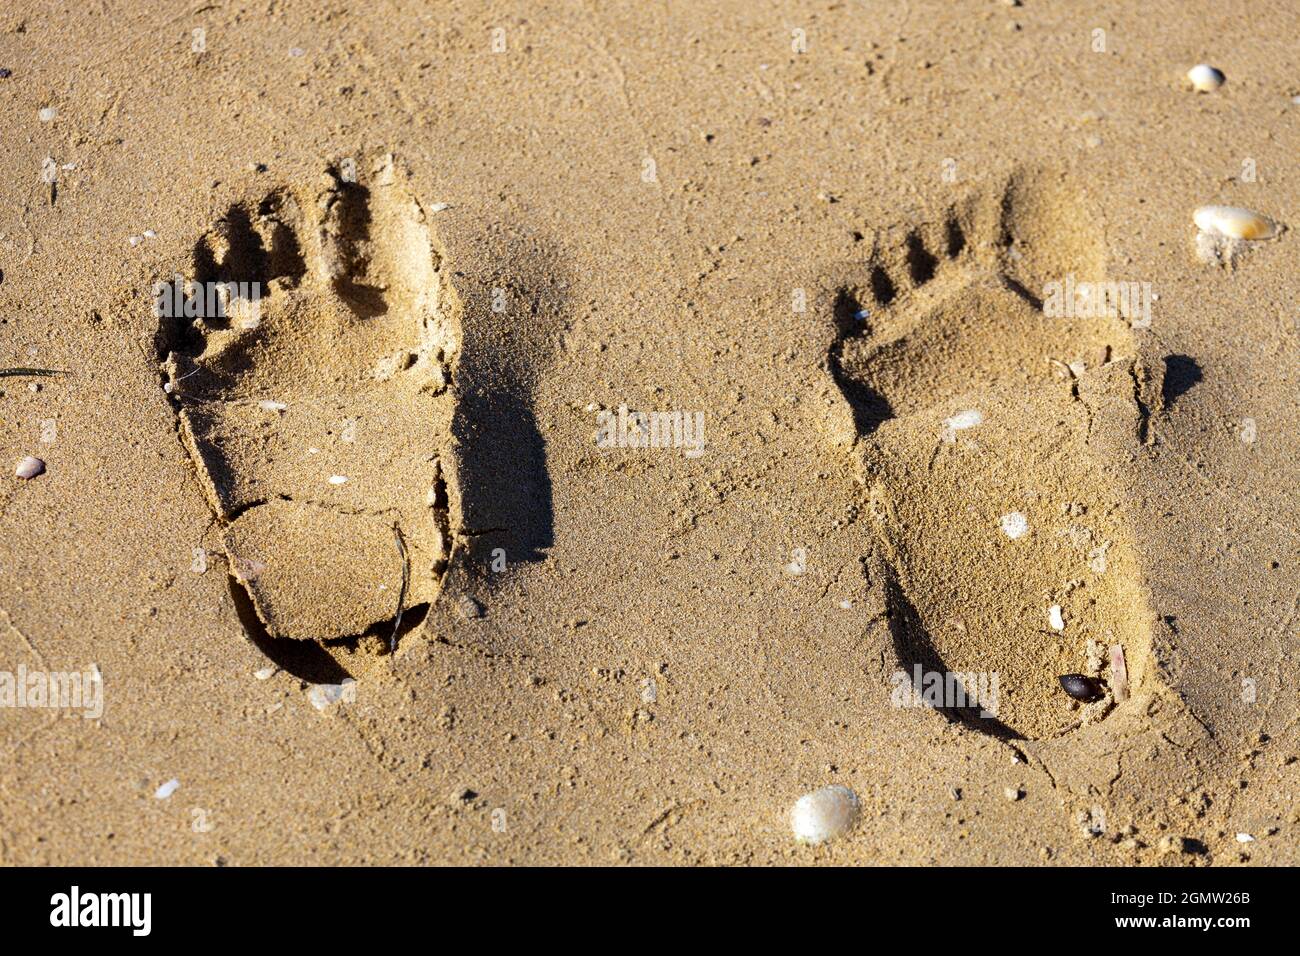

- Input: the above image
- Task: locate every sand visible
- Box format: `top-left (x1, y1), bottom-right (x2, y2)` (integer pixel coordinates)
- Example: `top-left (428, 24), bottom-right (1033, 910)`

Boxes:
top-left (0, 0), bottom-right (1297, 865)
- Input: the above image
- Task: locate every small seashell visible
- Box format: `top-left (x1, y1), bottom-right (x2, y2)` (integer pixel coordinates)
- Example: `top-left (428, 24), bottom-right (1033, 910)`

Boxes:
top-left (1058, 673), bottom-right (1103, 702)
top-left (1193, 205), bottom-right (1278, 241)
top-left (154, 778), bottom-right (180, 800)
top-left (1109, 644), bottom-right (1130, 702)
top-left (944, 409), bottom-right (983, 431)
top-left (328, 474), bottom-right (348, 485)
top-left (14, 456), bottom-right (45, 479)
top-left (1048, 604), bottom-right (1065, 632)
top-left (999, 511), bottom-right (1029, 540)
top-left (1235, 832), bottom-right (1255, 843)
top-left (308, 678), bottom-right (356, 711)
top-left (1186, 64), bottom-right (1225, 92)
top-left (258, 399), bottom-right (287, 412)
top-left (790, 784), bottom-right (860, 845)
top-left (38, 106), bottom-right (57, 122)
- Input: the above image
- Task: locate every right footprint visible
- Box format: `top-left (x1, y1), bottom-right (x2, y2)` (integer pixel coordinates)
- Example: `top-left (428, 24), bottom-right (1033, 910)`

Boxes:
top-left (830, 168), bottom-right (1160, 740)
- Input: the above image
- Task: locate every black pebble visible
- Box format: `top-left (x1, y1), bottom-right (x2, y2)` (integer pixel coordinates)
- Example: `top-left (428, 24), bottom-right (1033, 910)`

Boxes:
top-left (1058, 673), bottom-right (1103, 702)
top-left (0, 68), bottom-right (11, 79)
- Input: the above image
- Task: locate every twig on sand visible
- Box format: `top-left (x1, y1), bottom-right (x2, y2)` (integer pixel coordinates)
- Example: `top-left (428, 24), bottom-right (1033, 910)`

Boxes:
top-left (0, 368), bottom-right (66, 378)
top-left (390, 524), bottom-right (409, 654)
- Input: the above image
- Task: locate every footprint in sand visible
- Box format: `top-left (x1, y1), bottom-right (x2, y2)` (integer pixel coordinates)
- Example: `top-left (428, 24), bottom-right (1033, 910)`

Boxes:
top-left (157, 154), bottom-right (460, 643)
top-left (825, 168), bottom-right (1162, 740)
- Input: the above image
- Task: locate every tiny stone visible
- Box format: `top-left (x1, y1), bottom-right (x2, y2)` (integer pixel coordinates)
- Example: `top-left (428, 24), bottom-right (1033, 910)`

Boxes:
top-left (1000, 511), bottom-right (1029, 539)
top-left (458, 595), bottom-right (485, 619)
top-left (154, 778), bottom-right (180, 800)
top-left (1159, 834), bottom-right (1189, 854)
top-left (14, 456), bottom-right (45, 479)
top-left (38, 106), bottom-right (57, 122)
top-left (1004, 785), bottom-right (1024, 802)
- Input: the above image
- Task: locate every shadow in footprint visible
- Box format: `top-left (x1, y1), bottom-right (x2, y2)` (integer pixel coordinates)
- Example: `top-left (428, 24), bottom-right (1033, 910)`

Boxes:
top-left (829, 287), bottom-right (895, 436)
top-left (1161, 354), bottom-right (1202, 410)
top-left (229, 576), bottom-right (352, 683)
top-left (451, 226), bottom-right (569, 565)
top-left (881, 568), bottom-right (1024, 742)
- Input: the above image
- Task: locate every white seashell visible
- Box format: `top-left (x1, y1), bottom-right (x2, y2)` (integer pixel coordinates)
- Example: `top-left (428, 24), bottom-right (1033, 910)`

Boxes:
top-left (308, 679), bottom-right (356, 711)
top-left (1049, 604), bottom-right (1065, 632)
top-left (258, 399), bottom-right (287, 412)
top-left (14, 456), bottom-right (45, 479)
top-left (154, 778), bottom-right (180, 800)
top-left (1193, 205), bottom-right (1278, 240)
top-left (328, 475), bottom-right (348, 485)
top-left (944, 409), bottom-right (983, 431)
top-left (1000, 511), bottom-right (1029, 540)
top-left (1235, 832), bottom-right (1255, 843)
top-left (1186, 64), bottom-right (1225, 92)
top-left (790, 785), bottom-right (860, 845)
top-left (38, 106), bottom-right (57, 122)
top-left (1109, 644), bottom-right (1129, 702)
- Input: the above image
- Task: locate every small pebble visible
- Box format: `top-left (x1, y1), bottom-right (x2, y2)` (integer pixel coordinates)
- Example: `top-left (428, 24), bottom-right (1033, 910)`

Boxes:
top-left (1004, 785), bottom-right (1024, 802)
top-left (1048, 604), bottom-right (1065, 632)
top-left (14, 456), bottom-right (45, 479)
top-left (154, 778), bottom-right (180, 800)
top-left (1235, 832), bottom-right (1255, 843)
top-left (1059, 673), bottom-right (1103, 702)
top-left (258, 400), bottom-right (287, 412)
top-left (457, 595), bottom-right (485, 619)
top-left (790, 784), bottom-right (860, 845)
top-left (253, 666), bottom-right (277, 680)
top-left (328, 474), bottom-right (348, 485)
top-left (0, 68), bottom-right (12, 79)
top-left (1186, 64), bottom-right (1225, 92)
top-left (999, 511), bottom-right (1029, 539)
top-left (38, 106), bottom-right (57, 122)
